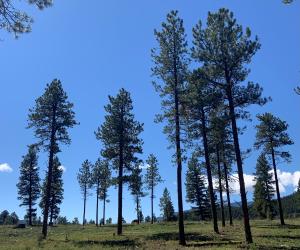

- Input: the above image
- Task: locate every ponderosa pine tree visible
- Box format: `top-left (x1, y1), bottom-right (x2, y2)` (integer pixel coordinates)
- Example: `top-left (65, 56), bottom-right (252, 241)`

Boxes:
top-left (0, 0), bottom-right (52, 37)
top-left (98, 159), bottom-right (111, 226)
top-left (144, 154), bottom-right (163, 224)
top-left (151, 10), bottom-right (189, 245)
top-left (185, 72), bottom-right (221, 233)
top-left (159, 188), bottom-right (175, 221)
top-left (77, 160), bottom-right (92, 227)
top-left (17, 144), bottom-right (40, 226)
top-left (95, 88), bottom-right (143, 235)
top-left (253, 154), bottom-right (275, 219)
top-left (255, 113), bottom-right (293, 225)
top-left (40, 156), bottom-right (64, 225)
top-left (91, 159), bottom-right (102, 227)
top-left (28, 79), bottom-right (76, 238)
top-left (129, 163), bottom-right (146, 224)
top-left (185, 152), bottom-right (211, 221)
top-left (191, 9), bottom-right (269, 243)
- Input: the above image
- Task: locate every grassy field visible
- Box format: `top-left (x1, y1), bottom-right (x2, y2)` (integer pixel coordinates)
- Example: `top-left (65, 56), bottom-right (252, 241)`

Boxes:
top-left (0, 219), bottom-right (299, 249)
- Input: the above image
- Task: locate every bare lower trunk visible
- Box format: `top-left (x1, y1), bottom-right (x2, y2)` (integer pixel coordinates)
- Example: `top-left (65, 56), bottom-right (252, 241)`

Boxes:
top-left (83, 185), bottom-right (87, 227)
top-left (96, 183), bottom-right (99, 227)
top-left (223, 161), bottom-right (233, 225)
top-left (103, 192), bottom-right (106, 225)
top-left (216, 146), bottom-right (225, 227)
top-left (271, 147), bottom-right (285, 225)
top-left (200, 108), bottom-right (219, 234)
top-left (117, 154), bottom-right (123, 235)
top-left (226, 86), bottom-right (252, 243)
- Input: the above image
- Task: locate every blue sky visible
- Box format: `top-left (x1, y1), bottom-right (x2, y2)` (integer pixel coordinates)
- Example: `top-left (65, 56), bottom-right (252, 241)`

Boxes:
top-left (0, 0), bottom-right (300, 223)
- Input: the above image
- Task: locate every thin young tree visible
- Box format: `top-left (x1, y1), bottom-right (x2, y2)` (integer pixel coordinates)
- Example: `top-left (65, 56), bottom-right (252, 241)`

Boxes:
top-left (91, 158), bottom-right (110, 227)
top-left (151, 10), bottom-right (189, 245)
top-left (129, 163), bottom-right (146, 224)
top-left (253, 154), bottom-right (275, 219)
top-left (144, 154), bottom-right (163, 224)
top-left (159, 188), bottom-right (175, 222)
top-left (191, 9), bottom-right (269, 243)
top-left (28, 79), bottom-right (76, 238)
top-left (40, 156), bottom-right (64, 225)
top-left (17, 144), bottom-right (40, 226)
top-left (185, 152), bottom-right (211, 221)
top-left (98, 159), bottom-right (111, 226)
top-left (255, 112), bottom-right (293, 225)
top-left (0, 0), bottom-right (52, 37)
top-left (95, 88), bottom-right (143, 235)
top-left (77, 160), bottom-right (92, 227)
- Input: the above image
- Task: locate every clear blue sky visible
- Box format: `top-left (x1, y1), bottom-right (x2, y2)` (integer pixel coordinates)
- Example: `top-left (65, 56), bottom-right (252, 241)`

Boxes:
top-left (0, 0), bottom-right (299, 223)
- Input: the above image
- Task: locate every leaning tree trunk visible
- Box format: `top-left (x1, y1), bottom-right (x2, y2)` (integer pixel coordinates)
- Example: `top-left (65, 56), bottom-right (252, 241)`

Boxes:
top-left (42, 109), bottom-right (56, 238)
top-left (226, 85), bottom-right (252, 243)
top-left (223, 159), bottom-right (233, 226)
top-left (96, 183), bottom-right (99, 227)
top-left (200, 107), bottom-right (219, 234)
top-left (271, 146), bottom-right (285, 225)
top-left (216, 146), bottom-right (225, 227)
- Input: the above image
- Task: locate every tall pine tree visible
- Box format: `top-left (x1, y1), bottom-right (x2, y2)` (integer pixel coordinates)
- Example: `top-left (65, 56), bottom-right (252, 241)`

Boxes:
top-left (253, 154), bottom-right (275, 219)
top-left (28, 79), bottom-right (76, 238)
top-left (255, 112), bottom-right (293, 225)
top-left (159, 188), bottom-right (175, 222)
top-left (95, 88), bottom-right (143, 235)
top-left (191, 9), bottom-right (269, 243)
top-left (185, 153), bottom-right (211, 221)
top-left (17, 144), bottom-right (40, 226)
top-left (144, 154), bottom-right (163, 224)
top-left (77, 160), bottom-right (92, 227)
top-left (151, 10), bottom-right (189, 245)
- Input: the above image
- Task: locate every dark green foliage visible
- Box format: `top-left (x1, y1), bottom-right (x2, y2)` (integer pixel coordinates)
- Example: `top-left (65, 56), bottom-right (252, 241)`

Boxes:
top-left (72, 217), bottom-right (79, 225)
top-left (57, 216), bottom-right (68, 225)
top-left (129, 163), bottom-right (146, 224)
top-left (145, 216), bottom-right (151, 223)
top-left (0, 0), bottom-right (52, 37)
top-left (159, 188), bottom-right (175, 222)
top-left (255, 112), bottom-right (294, 225)
top-left (92, 158), bottom-right (111, 226)
top-left (95, 88), bottom-right (143, 234)
top-left (0, 210), bottom-right (19, 225)
top-left (17, 144), bottom-right (40, 226)
top-left (28, 79), bottom-right (76, 238)
top-left (191, 8), bottom-right (270, 243)
top-left (185, 153), bottom-right (211, 221)
top-left (77, 160), bottom-right (93, 227)
top-left (152, 10), bottom-right (188, 245)
top-left (253, 154), bottom-right (276, 219)
top-left (144, 154), bottom-right (163, 224)
top-left (40, 156), bottom-right (64, 225)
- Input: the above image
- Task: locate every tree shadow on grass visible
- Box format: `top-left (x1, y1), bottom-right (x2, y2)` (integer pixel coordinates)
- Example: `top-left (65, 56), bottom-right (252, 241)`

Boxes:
top-left (146, 232), bottom-right (214, 242)
top-left (256, 224), bottom-right (300, 230)
top-left (186, 240), bottom-right (243, 248)
top-left (73, 239), bottom-right (137, 248)
top-left (257, 234), bottom-right (300, 240)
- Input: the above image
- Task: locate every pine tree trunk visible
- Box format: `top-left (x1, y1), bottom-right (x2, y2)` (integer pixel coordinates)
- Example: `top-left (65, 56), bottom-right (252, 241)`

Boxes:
top-left (137, 196), bottom-right (140, 224)
top-left (83, 184), bottom-right (87, 227)
top-left (103, 192), bottom-right (106, 225)
top-left (271, 146), bottom-right (285, 225)
top-left (42, 109), bottom-right (56, 238)
top-left (226, 85), bottom-right (252, 243)
top-left (200, 107), bottom-right (219, 234)
top-left (117, 145), bottom-right (123, 235)
top-left (151, 184), bottom-right (154, 224)
top-left (216, 146), bottom-right (225, 227)
top-left (29, 165), bottom-right (33, 226)
top-left (174, 80), bottom-right (186, 246)
top-left (96, 183), bottom-right (99, 227)
top-left (223, 160), bottom-right (233, 225)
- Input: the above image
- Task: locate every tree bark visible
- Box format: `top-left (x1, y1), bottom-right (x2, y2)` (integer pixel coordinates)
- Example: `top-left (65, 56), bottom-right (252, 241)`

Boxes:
top-left (96, 182), bottom-right (99, 227)
top-left (117, 145), bottom-right (123, 235)
top-left (29, 161), bottom-right (33, 226)
top-left (226, 85), bottom-right (252, 243)
top-left (103, 191), bottom-right (106, 225)
top-left (271, 146), bottom-right (285, 225)
top-left (42, 106), bottom-right (57, 238)
top-left (200, 107), bottom-right (219, 234)
top-left (216, 146), bottom-right (225, 227)
top-left (151, 184), bottom-right (154, 224)
top-left (223, 160), bottom-right (233, 225)
top-left (83, 184), bottom-right (87, 227)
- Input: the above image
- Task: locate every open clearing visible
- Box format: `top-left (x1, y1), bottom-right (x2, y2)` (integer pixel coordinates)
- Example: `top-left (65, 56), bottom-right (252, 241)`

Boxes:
top-left (0, 219), bottom-right (299, 249)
